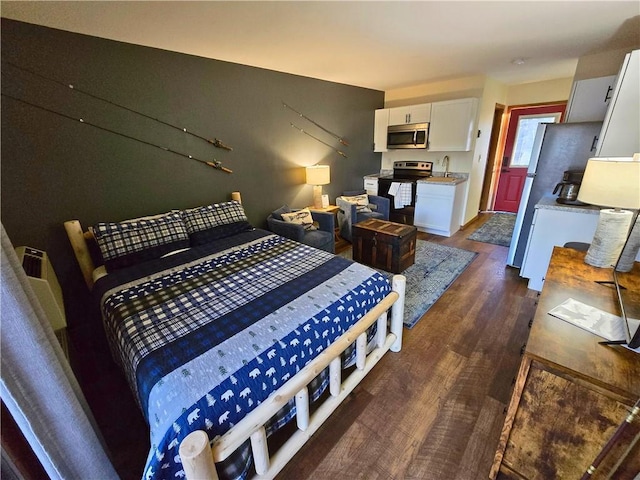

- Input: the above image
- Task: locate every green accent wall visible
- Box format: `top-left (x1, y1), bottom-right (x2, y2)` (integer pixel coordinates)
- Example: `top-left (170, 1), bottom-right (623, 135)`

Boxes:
top-left (1, 19), bottom-right (383, 315)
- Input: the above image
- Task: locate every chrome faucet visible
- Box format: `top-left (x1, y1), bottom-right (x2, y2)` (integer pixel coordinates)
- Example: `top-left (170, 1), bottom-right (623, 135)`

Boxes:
top-left (443, 155), bottom-right (450, 177)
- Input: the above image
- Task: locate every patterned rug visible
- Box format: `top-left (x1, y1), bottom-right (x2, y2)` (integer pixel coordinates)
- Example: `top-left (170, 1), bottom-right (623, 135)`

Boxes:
top-left (339, 240), bottom-right (477, 329)
top-left (467, 212), bottom-right (516, 247)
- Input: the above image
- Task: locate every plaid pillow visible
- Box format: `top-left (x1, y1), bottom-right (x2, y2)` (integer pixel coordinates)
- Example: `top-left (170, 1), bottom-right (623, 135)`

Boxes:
top-left (181, 200), bottom-right (252, 246)
top-left (91, 212), bottom-right (189, 271)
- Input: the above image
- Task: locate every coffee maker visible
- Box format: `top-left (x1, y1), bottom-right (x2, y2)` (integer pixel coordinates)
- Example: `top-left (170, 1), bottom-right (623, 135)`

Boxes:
top-left (553, 170), bottom-right (585, 205)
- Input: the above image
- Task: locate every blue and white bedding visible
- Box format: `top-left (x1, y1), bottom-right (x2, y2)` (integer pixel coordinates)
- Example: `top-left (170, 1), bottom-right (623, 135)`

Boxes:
top-left (94, 229), bottom-right (391, 480)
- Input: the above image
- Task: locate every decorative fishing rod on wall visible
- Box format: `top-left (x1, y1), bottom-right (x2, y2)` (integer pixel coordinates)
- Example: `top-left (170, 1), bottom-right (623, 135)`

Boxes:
top-left (290, 123), bottom-right (348, 158)
top-left (1, 93), bottom-right (233, 173)
top-left (283, 102), bottom-right (348, 146)
top-left (2, 61), bottom-right (234, 151)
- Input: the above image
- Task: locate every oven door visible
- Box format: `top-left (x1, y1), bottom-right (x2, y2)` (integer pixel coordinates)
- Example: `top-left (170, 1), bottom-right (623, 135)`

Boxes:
top-left (377, 177), bottom-right (416, 225)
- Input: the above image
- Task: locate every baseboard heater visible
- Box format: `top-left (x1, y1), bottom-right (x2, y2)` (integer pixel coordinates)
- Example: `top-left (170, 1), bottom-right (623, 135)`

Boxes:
top-left (15, 246), bottom-right (69, 360)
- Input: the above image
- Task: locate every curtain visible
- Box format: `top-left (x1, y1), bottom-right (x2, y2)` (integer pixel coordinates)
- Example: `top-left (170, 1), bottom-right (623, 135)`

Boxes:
top-left (0, 223), bottom-right (117, 479)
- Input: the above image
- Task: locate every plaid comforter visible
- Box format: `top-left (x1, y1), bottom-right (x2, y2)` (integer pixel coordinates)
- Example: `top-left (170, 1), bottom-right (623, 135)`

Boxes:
top-left (94, 229), bottom-right (391, 480)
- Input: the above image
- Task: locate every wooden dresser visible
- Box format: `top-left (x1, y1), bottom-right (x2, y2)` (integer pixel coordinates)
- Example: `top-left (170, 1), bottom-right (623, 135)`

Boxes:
top-left (491, 247), bottom-right (640, 480)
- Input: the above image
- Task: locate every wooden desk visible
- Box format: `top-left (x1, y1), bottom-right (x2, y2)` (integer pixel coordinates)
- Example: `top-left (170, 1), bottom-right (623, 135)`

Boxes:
top-left (491, 247), bottom-right (640, 480)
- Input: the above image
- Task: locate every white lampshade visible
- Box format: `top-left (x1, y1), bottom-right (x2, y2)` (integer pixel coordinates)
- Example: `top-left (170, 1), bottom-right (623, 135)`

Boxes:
top-left (577, 155), bottom-right (640, 268)
top-left (577, 156), bottom-right (640, 209)
top-left (305, 165), bottom-right (330, 186)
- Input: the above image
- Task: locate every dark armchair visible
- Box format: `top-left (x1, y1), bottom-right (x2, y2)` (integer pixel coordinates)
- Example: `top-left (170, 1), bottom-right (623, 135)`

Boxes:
top-left (335, 190), bottom-right (390, 242)
top-left (267, 205), bottom-right (335, 253)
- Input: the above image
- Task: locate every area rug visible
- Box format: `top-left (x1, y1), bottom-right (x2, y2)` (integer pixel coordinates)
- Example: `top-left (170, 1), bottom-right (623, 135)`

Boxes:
top-left (339, 240), bottom-right (478, 329)
top-left (467, 212), bottom-right (516, 247)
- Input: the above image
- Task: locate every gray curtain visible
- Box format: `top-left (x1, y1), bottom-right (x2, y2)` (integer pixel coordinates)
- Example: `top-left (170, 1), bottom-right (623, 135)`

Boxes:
top-left (0, 224), bottom-right (117, 479)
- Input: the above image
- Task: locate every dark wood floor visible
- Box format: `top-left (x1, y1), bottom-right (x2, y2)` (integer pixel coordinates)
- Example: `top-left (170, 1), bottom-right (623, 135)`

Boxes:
top-left (277, 213), bottom-right (538, 480)
top-left (71, 212), bottom-right (538, 480)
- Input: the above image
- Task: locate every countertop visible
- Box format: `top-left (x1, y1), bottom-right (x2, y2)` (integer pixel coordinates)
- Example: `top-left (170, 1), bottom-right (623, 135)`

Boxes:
top-left (535, 194), bottom-right (600, 215)
top-left (365, 172), bottom-right (468, 185)
top-left (417, 175), bottom-right (467, 186)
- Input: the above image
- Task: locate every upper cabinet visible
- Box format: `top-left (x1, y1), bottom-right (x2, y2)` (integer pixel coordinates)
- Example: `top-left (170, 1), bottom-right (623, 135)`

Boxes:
top-left (374, 97), bottom-right (478, 153)
top-left (388, 103), bottom-right (431, 125)
top-left (428, 98), bottom-right (478, 152)
top-left (596, 49), bottom-right (639, 157)
top-left (564, 75), bottom-right (617, 123)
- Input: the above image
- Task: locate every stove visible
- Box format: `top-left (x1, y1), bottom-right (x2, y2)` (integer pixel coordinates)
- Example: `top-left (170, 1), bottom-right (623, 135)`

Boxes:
top-left (382, 161), bottom-right (433, 180)
top-left (378, 161), bottom-right (433, 224)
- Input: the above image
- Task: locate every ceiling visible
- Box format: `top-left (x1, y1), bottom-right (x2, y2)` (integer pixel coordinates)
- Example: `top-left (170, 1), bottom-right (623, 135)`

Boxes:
top-left (2, 1), bottom-right (639, 91)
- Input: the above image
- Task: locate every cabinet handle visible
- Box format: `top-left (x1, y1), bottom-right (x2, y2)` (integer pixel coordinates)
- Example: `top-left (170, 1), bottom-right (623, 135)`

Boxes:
top-left (604, 85), bottom-right (613, 103)
top-left (590, 135), bottom-right (598, 152)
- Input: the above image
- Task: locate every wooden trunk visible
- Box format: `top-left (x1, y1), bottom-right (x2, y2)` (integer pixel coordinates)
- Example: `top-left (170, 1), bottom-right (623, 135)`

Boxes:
top-left (352, 219), bottom-right (417, 274)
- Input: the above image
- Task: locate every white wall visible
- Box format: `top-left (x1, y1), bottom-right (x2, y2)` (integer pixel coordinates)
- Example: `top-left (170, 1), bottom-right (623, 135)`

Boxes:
top-left (573, 46), bottom-right (638, 81)
top-left (380, 47), bottom-right (635, 229)
top-left (382, 75), bottom-right (513, 226)
top-left (465, 77), bottom-right (508, 224)
top-left (506, 77), bottom-right (573, 106)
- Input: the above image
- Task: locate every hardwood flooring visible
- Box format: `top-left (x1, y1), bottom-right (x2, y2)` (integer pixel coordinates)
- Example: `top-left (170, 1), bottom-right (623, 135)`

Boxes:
top-left (276, 213), bottom-right (538, 480)
top-left (71, 212), bottom-right (537, 480)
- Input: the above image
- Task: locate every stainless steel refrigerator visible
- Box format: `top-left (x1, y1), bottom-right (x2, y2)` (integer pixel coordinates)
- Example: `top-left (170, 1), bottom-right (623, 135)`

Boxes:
top-left (506, 121), bottom-right (603, 268)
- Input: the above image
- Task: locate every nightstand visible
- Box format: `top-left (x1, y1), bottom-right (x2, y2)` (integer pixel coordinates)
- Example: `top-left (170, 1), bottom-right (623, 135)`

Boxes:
top-left (308, 205), bottom-right (349, 250)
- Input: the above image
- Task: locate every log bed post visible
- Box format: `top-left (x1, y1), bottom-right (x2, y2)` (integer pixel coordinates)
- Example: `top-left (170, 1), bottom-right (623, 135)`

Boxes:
top-left (179, 431), bottom-right (219, 480)
top-left (64, 220), bottom-right (95, 290)
top-left (390, 274), bottom-right (406, 352)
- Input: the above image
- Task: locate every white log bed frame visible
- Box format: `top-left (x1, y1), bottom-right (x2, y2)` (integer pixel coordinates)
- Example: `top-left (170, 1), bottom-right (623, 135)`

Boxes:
top-left (64, 192), bottom-right (405, 480)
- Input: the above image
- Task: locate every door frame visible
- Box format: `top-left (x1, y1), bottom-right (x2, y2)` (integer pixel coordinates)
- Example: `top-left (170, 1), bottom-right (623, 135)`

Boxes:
top-left (487, 101), bottom-right (567, 211)
top-left (479, 104), bottom-right (507, 212)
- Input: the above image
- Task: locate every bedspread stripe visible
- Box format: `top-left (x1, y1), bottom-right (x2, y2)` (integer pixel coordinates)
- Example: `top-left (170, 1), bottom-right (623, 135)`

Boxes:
top-left (135, 255), bottom-right (352, 416)
top-left (145, 272), bottom-right (390, 480)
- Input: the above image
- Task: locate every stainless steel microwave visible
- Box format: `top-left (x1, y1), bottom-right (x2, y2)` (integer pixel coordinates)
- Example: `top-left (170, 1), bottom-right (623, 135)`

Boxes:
top-left (387, 123), bottom-right (429, 149)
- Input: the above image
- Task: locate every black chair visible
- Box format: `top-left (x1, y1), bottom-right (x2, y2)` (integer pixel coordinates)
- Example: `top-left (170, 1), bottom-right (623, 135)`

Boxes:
top-left (267, 205), bottom-right (335, 253)
top-left (335, 190), bottom-right (390, 242)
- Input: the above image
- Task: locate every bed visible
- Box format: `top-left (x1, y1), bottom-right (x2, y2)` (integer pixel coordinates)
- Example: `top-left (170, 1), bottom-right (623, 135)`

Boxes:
top-left (64, 193), bottom-right (405, 480)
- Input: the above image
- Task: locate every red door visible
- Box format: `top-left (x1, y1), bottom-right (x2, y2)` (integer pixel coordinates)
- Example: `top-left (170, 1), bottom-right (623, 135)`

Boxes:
top-left (494, 105), bottom-right (566, 212)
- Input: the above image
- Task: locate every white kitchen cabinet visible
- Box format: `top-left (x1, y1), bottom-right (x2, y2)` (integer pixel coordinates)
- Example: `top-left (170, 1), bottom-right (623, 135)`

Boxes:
top-left (363, 176), bottom-right (379, 196)
top-left (596, 49), bottom-right (640, 157)
top-left (388, 103), bottom-right (431, 126)
top-left (428, 98), bottom-right (478, 152)
top-left (564, 75), bottom-right (617, 123)
top-left (414, 181), bottom-right (466, 237)
top-left (520, 207), bottom-right (599, 291)
top-left (373, 108), bottom-right (389, 152)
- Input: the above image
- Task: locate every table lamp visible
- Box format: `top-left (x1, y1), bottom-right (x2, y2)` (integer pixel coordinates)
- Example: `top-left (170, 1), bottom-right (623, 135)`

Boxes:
top-left (306, 165), bottom-right (330, 209)
top-left (577, 155), bottom-right (640, 270)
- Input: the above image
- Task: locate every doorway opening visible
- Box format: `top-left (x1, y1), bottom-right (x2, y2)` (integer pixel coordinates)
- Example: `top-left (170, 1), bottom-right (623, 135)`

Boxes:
top-left (483, 102), bottom-right (566, 213)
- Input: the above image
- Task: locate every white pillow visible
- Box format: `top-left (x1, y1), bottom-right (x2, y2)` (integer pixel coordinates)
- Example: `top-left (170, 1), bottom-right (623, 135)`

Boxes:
top-left (342, 194), bottom-right (372, 213)
top-left (281, 208), bottom-right (317, 231)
